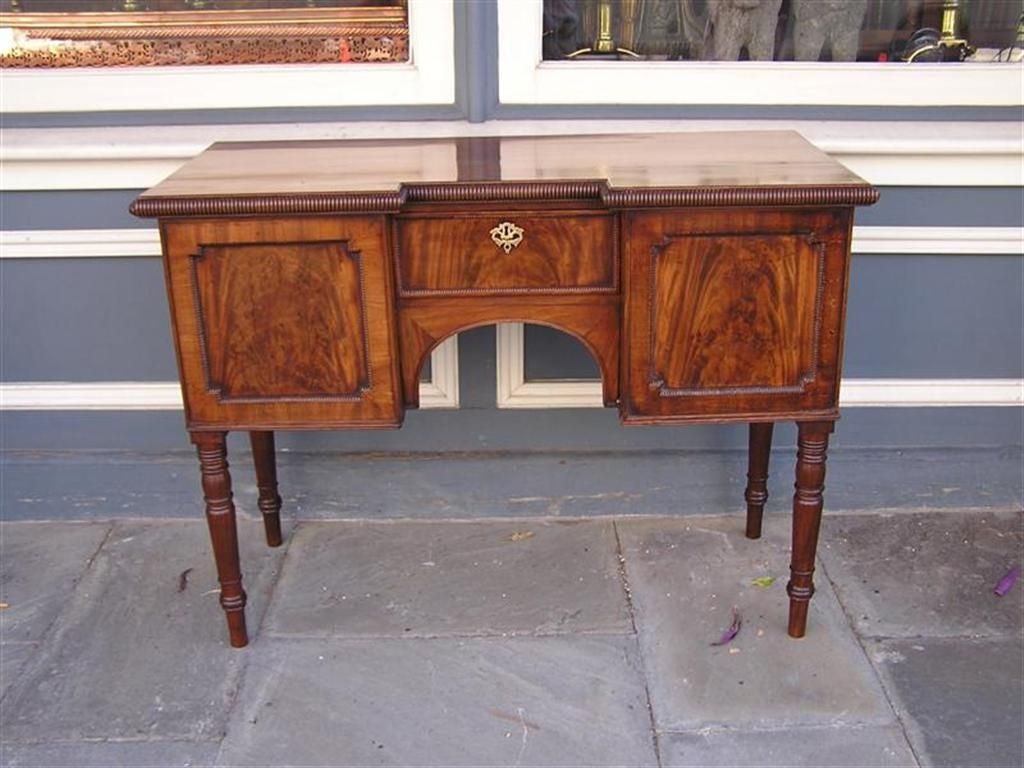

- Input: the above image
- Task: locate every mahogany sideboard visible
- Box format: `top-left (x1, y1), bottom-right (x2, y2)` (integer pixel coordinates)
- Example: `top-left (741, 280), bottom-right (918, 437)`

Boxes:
top-left (131, 132), bottom-right (878, 648)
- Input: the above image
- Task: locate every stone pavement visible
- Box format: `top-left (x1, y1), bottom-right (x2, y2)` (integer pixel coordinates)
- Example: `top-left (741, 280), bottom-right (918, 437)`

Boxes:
top-left (1, 508), bottom-right (1021, 767)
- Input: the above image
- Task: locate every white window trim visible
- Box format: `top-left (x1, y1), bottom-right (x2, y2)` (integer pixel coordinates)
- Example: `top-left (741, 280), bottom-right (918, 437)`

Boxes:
top-left (498, 0), bottom-right (1023, 106)
top-left (0, 0), bottom-right (454, 112)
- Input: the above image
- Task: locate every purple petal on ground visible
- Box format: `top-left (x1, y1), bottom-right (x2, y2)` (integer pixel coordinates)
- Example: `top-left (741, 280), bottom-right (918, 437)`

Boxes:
top-left (994, 566), bottom-right (1020, 597)
top-left (711, 609), bottom-right (742, 646)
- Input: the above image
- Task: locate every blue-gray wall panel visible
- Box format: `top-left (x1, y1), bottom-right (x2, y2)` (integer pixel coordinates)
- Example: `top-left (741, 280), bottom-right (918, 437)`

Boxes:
top-left (845, 255), bottom-right (1024, 378)
top-left (0, 258), bottom-right (177, 381)
top-left (525, 255), bottom-right (1024, 380)
top-left (857, 188), bottom-right (1024, 227)
top-left (525, 324), bottom-right (600, 380)
top-left (1, 191), bottom-right (146, 230)
top-left (3, 254), bottom-right (1020, 381)
top-left (1, 407), bottom-right (1020, 452)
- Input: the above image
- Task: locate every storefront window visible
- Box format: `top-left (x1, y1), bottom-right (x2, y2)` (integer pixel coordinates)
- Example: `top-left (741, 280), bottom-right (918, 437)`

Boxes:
top-left (542, 0), bottom-right (1021, 63)
top-left (0, 0), bottom-right (409, 67)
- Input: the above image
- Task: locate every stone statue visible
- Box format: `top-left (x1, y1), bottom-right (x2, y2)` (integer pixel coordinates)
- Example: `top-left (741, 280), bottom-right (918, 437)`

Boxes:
top-left (543, 0), bottom-right (583, 59)
top-left (792, 0), bottom-right (868, 62)
top-left (703, 0), bottom-right (783, 61)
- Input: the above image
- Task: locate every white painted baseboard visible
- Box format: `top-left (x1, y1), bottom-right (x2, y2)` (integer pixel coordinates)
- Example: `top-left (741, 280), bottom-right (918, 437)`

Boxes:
top-left (3, 371), bottom-right (1016, 411)
top-left (0, 382), bottom-right (184, 411)
top-left (495, 323), bottom-right (1023, 409)
top-left (0, 229), bottom-right (163, 258)
top-left (0, 337), bottom-right (459, 411)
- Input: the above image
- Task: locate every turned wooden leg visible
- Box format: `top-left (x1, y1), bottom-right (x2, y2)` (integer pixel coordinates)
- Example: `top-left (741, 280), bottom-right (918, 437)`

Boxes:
top-left (249, 430), bottom-right (283, 547)
top-left (193, 431), bottom-right (249, 648)
top-left (787, 420), bottom-right (833, 638)
top-left (744, 422), bottom-right (774, 539)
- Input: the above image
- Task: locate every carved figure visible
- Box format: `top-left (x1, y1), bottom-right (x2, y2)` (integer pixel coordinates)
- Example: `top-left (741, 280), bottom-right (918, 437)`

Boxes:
top-left (792, 0), bottom-right (868, 62)
top-left (703, 0), bottom-right (783, 61)
top-left (543, 0), bottom-right (583, 59)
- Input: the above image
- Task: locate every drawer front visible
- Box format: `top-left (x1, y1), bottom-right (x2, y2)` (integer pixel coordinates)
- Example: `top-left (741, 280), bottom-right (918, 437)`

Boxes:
top-left (396, 212), bottom-right (617, 296)
top-left (162, 216), bottom-right (402, 429)
top-left (622, 208), bottom-right (853, 423)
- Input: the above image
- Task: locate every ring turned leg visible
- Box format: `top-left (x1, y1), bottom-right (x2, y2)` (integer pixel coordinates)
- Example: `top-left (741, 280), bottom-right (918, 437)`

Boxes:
top-left (787, 421), bottom-right (833, 638)
top-left (250, 431), bottom-right (283, 547)
top-left (193, 431), bottom-right (249, 648)
top-left (744, 422), bottom-right (774, 539)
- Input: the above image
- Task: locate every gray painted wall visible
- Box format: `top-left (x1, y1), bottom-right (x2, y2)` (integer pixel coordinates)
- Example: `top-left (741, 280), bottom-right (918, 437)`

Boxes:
top-left (1, 0), bottom-right (1021, 462)
top-left (3, 252), bottom-right (1022, 384)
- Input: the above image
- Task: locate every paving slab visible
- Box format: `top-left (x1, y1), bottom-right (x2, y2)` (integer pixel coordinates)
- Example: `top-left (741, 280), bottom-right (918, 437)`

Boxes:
top-left (264, 519), bottom-right (631, 638)
top-left (821, 510), bottom-right (1024, 638)
top-left (868, 637), bottom-right (1024, 768)
top-left (0, 522), bottom-right (111, 642)
top-left (659, 724), bottom-right (919, 767)
top-left (0, 740), bottom-right (220, 768)
top-left (217, 634), bottom-right (656, 766)
top-left (617, 517), bottom-right (894, 731)
top-left (0, 520), bottom-right (286, 742)
top-left (1, 642), bottom-right (37, 701)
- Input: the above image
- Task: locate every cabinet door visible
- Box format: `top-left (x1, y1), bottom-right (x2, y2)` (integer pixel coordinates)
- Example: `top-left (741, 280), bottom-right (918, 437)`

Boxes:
top-left (163, 216), bottom-right (402, 429)
top-left (622, 209), bottom-right (852, 424)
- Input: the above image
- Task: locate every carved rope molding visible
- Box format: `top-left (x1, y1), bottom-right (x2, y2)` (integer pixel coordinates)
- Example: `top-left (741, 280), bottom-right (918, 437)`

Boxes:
top-left (129, 182), bottom-right (878, 218)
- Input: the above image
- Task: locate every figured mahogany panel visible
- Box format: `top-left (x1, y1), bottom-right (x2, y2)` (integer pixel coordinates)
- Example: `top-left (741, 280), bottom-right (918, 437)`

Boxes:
top-left (193, 241), bottom-right (368, 400)
top-left (162, 216), bottom-right (402, 429)
top-left (650, 232), bottom-right (821, 393)
top-left (396, 212), bottom-right (615, 296)
top-left (623, 208), bottom-right (853, 423)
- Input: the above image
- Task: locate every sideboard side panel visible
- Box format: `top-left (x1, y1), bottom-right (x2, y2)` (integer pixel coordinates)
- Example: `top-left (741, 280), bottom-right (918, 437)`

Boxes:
top-left (622, 208), bottom-right (852, 424)
top-left (162, 216), bottom-right (403, 429)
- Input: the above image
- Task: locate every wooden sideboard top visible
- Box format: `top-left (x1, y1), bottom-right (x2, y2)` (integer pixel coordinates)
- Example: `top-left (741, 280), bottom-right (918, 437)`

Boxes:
top-left (131, 132), bottom-right (877, 217)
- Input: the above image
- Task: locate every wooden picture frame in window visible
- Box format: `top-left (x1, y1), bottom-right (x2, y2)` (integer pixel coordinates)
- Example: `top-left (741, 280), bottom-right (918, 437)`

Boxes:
top-left (0, 4), bottom-right (408, 68)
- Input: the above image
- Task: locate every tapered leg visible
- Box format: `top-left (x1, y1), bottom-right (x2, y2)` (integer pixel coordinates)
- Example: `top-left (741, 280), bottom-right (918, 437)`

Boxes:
top-left (249, 430), bottom-right (283, 547)
top-left (193, 431), bottom-right (248, 648)
top-left (787, 421), bottom-right (833, 638)
top-left (744, 422), bottom-right (774, 539)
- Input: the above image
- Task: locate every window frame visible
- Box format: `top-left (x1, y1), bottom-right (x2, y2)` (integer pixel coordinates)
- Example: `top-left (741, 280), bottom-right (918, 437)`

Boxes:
top-left (0, 0), bottom-right (454, 113)
top-left (498, 0), bottom-right (1023, 107)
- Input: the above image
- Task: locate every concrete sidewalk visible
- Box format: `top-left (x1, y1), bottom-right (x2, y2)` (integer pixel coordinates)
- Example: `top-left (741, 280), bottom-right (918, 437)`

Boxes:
top-left (1, 508), bottom-right (1021, 767)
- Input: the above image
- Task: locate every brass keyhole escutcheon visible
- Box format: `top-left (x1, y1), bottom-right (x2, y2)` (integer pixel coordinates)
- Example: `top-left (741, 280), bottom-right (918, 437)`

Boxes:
top-left (490, 222), bottom-right (524, 253)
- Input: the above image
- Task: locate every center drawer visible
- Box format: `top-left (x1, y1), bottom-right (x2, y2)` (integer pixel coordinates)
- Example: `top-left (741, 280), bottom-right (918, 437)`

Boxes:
top-left (395, 211), bottom-right (617, 296)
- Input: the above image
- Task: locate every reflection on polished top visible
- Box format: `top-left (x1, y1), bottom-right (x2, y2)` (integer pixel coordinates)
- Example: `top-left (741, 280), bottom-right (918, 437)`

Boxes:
top-left (132, 131), bottom-right (876, 216)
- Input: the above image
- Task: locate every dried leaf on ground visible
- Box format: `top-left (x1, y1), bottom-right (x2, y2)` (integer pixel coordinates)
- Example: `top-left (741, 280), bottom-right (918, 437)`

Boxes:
top-left (994, 565), bottom-right (1020, 597)
top-left (178, 567), bottom-right (194, 593)
top-left (711, 608), bottom-right (742, 646)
